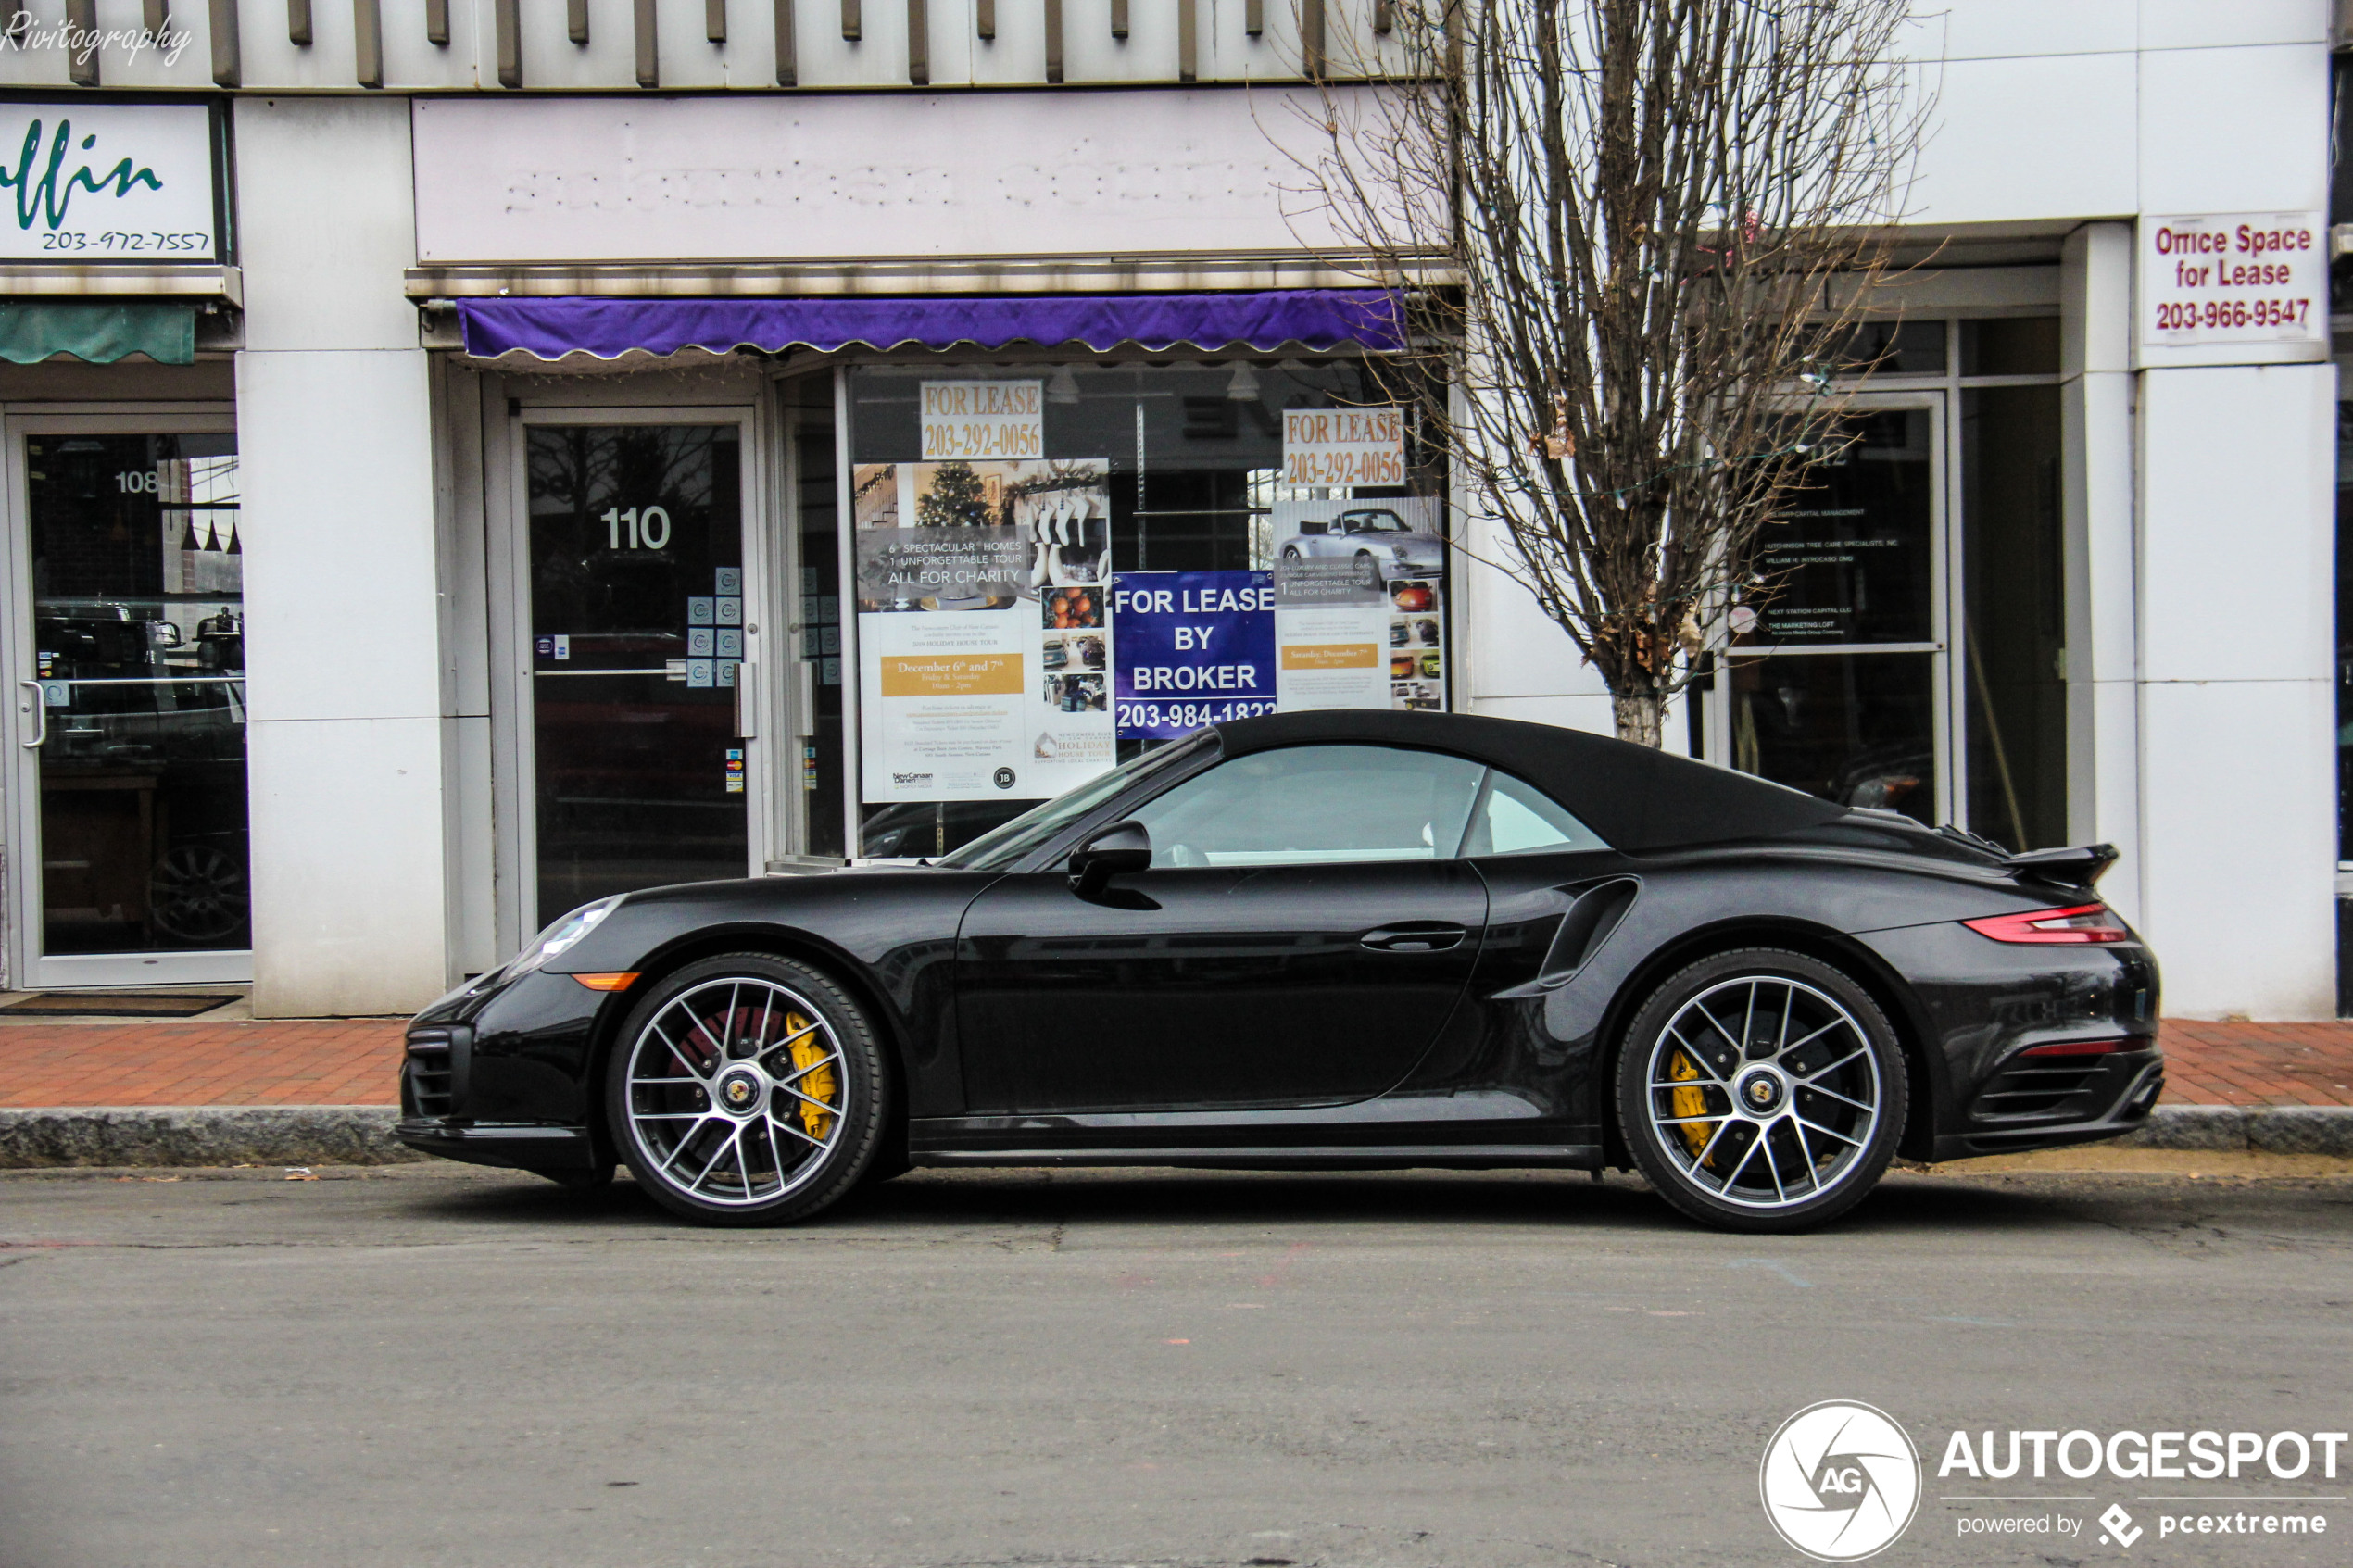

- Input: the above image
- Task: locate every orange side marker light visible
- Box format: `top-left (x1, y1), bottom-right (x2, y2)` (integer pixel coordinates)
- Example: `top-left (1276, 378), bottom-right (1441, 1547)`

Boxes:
top-left (572, 972), bottom-right (640, 992)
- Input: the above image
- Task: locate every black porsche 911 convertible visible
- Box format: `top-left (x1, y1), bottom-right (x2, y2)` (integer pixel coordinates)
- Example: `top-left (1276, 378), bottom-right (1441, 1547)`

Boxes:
top-left (397, 710), bottom-right (2161, 1234)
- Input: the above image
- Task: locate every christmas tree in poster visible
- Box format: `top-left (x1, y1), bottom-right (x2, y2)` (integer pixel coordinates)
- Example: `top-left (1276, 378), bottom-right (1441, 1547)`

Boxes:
top-left (915, 462), bottom-right (995, 528)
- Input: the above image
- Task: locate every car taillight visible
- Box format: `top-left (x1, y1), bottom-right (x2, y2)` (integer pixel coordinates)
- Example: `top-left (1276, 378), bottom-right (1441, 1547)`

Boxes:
top-left (1962, 904), bottom-right (2132, 945)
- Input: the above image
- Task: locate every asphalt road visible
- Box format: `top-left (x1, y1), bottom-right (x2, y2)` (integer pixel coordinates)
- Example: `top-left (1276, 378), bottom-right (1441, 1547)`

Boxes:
top-left (2, 1160), bottom-right (2349, 1568)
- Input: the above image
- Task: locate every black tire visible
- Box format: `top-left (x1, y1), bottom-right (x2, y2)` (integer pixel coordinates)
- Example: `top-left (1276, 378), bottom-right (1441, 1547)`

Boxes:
top-left (860, 1151), bottom-right (914, 1186)
top-left (858, 1114), bottom-right (913, 1186)
top-left (605, 952), bottom-right (887, 1226)
top-left (1353, 550), bottom-right (1380, 586)
top-left (1614, 948), bottom-right (1906, 1234)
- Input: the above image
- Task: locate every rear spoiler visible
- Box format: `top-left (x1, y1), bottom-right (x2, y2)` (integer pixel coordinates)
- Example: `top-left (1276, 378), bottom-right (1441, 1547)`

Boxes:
top-left (2006, 843), bottom-right (2120, 888)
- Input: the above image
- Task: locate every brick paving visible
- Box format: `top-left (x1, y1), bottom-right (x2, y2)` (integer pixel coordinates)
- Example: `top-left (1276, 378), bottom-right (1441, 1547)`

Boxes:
top-left (0, 1016), bottom-right (2347, 1111)
top-left (2151, 1019), bottom-right (2353, 1109)
top-left (0, 1020), bottom-right (404, 1109)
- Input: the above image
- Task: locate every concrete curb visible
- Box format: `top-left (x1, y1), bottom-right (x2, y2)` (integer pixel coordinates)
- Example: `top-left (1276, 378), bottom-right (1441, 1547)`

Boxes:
top-left (0, 1106), bottom-right (423, 1168)
top-left (1, 1101), bottom-right (2349, 1168)
top-left (2116, 1104), bottom-right (2353, 1156)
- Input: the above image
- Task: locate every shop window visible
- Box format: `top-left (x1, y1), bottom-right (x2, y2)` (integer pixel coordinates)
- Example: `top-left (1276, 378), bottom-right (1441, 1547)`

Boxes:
top-left (843, 361), bottom-right (1449, 859)
top-left (1962, 384), bottom-right (2066, 851)
top-left (791, 379), bottom-right (847, 860)
top-left (1959, 318), bottom-right (2061, 377)
top-left (1725, 407), bottom-right (1940, 823)
top-left (2336, 398), bottom-right (2353, 863)
top-left (2338, 394), bottom-right (2353, 1016)
top-left (1830, 320), bottom-right (1946, 375)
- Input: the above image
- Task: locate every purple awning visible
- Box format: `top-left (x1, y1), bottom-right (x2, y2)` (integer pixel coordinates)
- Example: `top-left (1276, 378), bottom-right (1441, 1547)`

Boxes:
top-left (454, 290), bottom-right (1406, 360)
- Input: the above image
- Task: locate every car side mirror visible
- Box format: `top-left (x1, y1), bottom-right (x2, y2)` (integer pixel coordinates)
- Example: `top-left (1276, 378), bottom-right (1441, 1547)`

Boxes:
top-left (1068, 820), bottom-right (1151, 896)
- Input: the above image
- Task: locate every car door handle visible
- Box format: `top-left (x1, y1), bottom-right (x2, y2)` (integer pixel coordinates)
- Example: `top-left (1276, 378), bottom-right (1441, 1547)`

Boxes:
top-left (1359, 923), bottom-right (1467, 953)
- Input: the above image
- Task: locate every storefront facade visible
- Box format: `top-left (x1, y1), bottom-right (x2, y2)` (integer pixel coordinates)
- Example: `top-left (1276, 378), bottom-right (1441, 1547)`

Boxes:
top-left (0, 3), bottom-right (2338, 1021)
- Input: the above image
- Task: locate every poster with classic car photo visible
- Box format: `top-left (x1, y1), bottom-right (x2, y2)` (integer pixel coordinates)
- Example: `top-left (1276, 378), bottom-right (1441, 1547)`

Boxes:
top-left (1271, 495), bottom-right (1446, 587)
top-left (1272, 496), bottom-right (1448, 714)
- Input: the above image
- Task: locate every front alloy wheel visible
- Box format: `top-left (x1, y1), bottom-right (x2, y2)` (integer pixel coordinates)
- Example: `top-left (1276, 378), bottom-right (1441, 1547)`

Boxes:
top-left (607, 954), bottom-right (885, 1225)
top-left (1616, 949), bottom-right (1906, 1233)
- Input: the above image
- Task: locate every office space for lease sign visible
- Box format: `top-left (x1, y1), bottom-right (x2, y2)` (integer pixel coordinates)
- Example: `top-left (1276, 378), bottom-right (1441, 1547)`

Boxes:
top-left (2138, 211), bottom-right (2323, 349)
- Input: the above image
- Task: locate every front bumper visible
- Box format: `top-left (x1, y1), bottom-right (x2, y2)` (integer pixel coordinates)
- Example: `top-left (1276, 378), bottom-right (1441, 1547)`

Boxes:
top-left (394, 1116), bottom-right (598, 1171)
top-left (397, 967), bottom-right (619, 1173)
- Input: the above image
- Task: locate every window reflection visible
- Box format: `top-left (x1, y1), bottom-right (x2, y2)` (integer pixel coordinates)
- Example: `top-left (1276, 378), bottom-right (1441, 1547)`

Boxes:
top-left (28, 433), bottom-right (248, 954)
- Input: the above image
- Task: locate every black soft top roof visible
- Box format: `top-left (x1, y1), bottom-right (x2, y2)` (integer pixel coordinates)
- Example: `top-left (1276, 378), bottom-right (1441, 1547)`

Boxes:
top-left (1212, 709), bottom-right (1844, 851)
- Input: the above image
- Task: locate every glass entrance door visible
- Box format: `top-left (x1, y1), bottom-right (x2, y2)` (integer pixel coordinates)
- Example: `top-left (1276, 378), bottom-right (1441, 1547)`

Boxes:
top-left (1714, 396), bottom-right (1947, 824)
top-left (520, 420), bottom-right (758, 932)
top-left (6, 422), bottom-right (248, 987)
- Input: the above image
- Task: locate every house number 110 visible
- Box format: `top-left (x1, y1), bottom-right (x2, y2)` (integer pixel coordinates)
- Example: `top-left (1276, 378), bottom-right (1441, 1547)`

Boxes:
top-left (601, 505), bottom-right (673, 550)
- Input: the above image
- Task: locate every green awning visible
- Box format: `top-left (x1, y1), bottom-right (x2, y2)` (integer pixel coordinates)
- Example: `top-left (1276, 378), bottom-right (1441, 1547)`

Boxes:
top-left (0, 303), bottom-right (195, 365)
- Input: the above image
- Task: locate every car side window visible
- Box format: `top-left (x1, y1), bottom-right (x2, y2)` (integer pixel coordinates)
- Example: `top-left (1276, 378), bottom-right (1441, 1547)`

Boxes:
top-left (1464, 770), bottom-right (1610, 856)
top-left (1126, 745), bottom-right (1487, 868)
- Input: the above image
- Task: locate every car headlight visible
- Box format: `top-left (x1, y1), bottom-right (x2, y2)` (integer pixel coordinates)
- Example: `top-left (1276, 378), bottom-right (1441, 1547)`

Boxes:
top-left (504, 895), bottom-right (623, 980)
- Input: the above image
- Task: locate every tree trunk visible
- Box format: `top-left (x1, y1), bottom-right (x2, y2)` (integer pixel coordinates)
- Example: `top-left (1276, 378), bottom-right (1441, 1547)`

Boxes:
top-left (1612, 689), bottom-right (1665, 748)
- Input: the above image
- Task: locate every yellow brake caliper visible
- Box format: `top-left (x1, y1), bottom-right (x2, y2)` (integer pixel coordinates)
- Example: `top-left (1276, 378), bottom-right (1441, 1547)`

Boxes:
top-left (785, 1011), bottom-right (837, 1141)
top-left (1667, 1049), bottom-right (1714, 1159)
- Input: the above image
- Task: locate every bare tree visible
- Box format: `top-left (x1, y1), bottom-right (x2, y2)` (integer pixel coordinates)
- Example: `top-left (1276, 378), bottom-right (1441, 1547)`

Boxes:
top-left (1292, 0), bottom-right (1930, 746)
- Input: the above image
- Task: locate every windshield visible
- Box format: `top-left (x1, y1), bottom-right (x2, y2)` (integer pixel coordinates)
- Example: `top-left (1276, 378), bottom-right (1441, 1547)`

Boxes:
top-left (1345, 512), bottom-right (1409, 533)
top-left (937, 734), bottom-right (1213, 871)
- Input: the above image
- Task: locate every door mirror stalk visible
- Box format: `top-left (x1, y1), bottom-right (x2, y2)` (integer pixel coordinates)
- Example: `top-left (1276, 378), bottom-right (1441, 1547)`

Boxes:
top-left (1068, 821), bottom-right (1151, 897)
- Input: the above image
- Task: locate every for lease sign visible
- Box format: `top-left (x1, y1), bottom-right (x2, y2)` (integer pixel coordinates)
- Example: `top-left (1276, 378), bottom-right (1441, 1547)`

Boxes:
top-left (918, 381), bottom-right (1042, 461)
top-left (1282, 407), bottom-right (1404, 487)
top-left (2138, 211), bottom-right (2323, 348)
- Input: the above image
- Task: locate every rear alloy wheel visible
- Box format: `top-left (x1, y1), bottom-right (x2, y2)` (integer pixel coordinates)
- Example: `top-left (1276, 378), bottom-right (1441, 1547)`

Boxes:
top-left (1616, 949), bottom-right (1906, 1233)
top-left (607, 954), bottom-right (885, 1225)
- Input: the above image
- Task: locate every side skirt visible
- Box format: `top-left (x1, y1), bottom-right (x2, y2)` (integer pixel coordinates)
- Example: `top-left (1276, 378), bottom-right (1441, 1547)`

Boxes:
top-left (913, 1144), bottom-right (1604, 1171)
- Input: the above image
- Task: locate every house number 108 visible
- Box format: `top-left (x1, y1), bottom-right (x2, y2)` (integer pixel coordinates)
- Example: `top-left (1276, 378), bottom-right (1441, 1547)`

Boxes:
top-left (601, 505), bottom-right (673, 550)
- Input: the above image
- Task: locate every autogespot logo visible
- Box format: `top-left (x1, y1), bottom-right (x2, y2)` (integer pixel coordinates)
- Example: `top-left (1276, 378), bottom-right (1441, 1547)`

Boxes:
top-left (1761, 1400), bottom-right (1924, 1562)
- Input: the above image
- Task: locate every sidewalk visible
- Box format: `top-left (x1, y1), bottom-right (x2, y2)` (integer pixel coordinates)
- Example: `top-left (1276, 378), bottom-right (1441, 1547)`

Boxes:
top-left (0, 1019), bottom-right (404, 1110)
top-left (0, 1016), bottom-right (2347, 1165)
